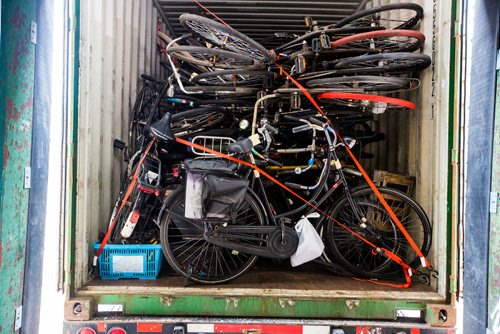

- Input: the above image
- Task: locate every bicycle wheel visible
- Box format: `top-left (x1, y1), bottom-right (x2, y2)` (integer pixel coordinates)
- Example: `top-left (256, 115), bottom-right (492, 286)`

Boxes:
top-left (306, 75), bottom-right (410, 92)
top-left (317, 92), bottom-right (416, 112)
top-left (160, 186), bottom-right (266, 284)
top-left (167, 46), bottom-right (263, 69)
top-left (331, 30), bottom-right (425, 53)
top-left (326, 186), bottom-right (432, 279)
top-left (170, 107), bottom-right (227, 137)
top-left (276, 26), bottom-right (384, 53)
top-left (129, 84), bottom-right (157, 155)
top-left (192, 69), bottom-right (275, 87)
top-left (180, 13), bottom-right (273, 63)
top-left (334, 52), bottom-right (432, 75)
top-left (335, 3), bottom-right (423, 30)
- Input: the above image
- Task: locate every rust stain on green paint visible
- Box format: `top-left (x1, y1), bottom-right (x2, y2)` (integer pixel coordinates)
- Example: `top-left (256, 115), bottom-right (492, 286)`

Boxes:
top-left (0, 1), bottom-right (36, 333)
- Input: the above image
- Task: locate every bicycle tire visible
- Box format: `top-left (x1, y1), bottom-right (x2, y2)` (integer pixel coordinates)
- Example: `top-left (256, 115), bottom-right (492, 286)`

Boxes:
top-left (317, 92), bottom-right (416, 111)
top-left (335, 3), bottom-right (423, 30)
top-left (306, 75), bottom-right (410, 92)
top-left (331, 29), bottom-right (425, 53)
top-left (167, 46), bottom-right (264, 69)
top-left (275, 26), bottom-right (385, 53)
top-left (180, 13), bottom-right (273, 63)
top-left (192, 69), bottom-right (275, 87)
top-left (334, 52), bottom-right (432, 75)
top-left (129, 84), bottom-right (157, 156)
top-left (326, 186), bottom-right (432, 279)
top-left (160, 186), bottom-right (266, 284)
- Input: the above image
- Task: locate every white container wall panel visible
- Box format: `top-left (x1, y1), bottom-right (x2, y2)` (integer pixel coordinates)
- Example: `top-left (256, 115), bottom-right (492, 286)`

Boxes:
top-left (75, 0), bottom-right (163, 288)
top-left (361, 0), bottom-right (453, 295)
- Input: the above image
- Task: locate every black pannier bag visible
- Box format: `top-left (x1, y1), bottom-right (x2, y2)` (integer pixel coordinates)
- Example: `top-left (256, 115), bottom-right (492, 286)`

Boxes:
top-left (184, 159), bottom-right (249, 221)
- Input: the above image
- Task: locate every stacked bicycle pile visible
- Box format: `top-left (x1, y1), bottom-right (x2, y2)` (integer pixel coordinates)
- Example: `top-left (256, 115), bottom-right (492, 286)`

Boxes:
top-left (100, 3), bottom-right (433, 285)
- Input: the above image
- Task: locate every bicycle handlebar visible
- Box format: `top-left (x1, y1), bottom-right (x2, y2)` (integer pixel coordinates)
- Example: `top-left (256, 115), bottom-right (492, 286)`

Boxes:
top-left (292, 124), bottom-right (311, 133)
top-left (283, 115), bottom-right (302, 122)
top-left (308, 117), bottom-right (326, 127)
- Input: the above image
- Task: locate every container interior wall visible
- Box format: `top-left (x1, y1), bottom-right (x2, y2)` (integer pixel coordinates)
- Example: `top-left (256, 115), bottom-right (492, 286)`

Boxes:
top-left (74, 0), bottom-right (164, 289)
top-left (73, 0), bottom-right (453, 296)
top-left (360, 0), bottom-right (453, 295)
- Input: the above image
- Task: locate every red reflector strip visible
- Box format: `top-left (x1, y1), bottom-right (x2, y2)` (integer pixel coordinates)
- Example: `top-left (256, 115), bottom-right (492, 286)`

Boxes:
top-left (137, 323), bottom-right (162, 332)
top-left (137, 185), bottom-right (158, 194)
top-left (215, 324), bottom-right (302, 334)
top-left (97, 323), bottom-right (106, 332)
top-left (129, 210), bottom-right (140, 223)
top-left (410, 328), bottom-right (420, 334)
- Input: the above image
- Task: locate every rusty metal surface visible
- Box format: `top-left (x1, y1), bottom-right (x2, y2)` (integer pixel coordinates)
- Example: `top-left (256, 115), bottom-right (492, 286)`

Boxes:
top-left (489, 70), bottom-right (500, 333)
top-left (0, 1), bottom-right (36, 333)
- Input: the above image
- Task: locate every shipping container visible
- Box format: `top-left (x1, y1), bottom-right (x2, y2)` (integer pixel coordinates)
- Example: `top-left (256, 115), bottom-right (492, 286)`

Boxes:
top-left (57, 0), bottom-right (462, 333)
top-left (6, 0), bottom-right (500, 333)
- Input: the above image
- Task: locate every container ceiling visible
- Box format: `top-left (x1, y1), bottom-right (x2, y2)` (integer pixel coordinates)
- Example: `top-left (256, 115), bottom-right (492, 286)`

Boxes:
top-left (156, 0), bottom-right (364, 43)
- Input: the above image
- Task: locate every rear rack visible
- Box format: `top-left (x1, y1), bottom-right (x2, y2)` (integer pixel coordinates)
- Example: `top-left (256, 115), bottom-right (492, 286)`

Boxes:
top-left (191, 135), bottom-right (236, 156)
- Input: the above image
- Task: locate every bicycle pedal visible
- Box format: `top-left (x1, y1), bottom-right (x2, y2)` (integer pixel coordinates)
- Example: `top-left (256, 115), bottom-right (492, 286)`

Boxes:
top-left (113, 139), bottom-right (126, 150)
top-left (311, 38), bottom-right (322, 53)
top-left (320, 34), bottom-right (331, 49)
top-left (294, 55), bottom-right (306, 74)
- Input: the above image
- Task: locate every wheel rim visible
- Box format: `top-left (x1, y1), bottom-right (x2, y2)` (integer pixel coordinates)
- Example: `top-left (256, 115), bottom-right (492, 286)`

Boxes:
top-left (161, 190), bottom-right (265, 283)
top-left (327, 188), bottom-right (431, 278)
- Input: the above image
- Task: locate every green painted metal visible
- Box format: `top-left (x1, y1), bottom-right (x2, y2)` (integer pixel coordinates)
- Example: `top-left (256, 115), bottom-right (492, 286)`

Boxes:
top-left (446, 0), bottom-right (459, 303)
top-left (91, 294), bottom-right (432, 320)
top-left (65, 0), bottom-right (80, 295)
top-left (488, 70), bottom-right (500, 331)
top-left (0, 1), bottom-right (36, 333)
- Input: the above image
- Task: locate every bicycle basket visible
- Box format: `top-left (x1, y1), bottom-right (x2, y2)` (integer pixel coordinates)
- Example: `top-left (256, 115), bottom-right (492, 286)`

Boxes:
top-left (191, 135), bottom-right (236, 156)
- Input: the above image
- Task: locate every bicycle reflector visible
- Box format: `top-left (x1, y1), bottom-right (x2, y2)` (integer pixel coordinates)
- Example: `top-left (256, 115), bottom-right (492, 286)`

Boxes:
top-left (107, 327), bottom-right (127, 334)
top-left (77, 328), bottom-right (96, 334)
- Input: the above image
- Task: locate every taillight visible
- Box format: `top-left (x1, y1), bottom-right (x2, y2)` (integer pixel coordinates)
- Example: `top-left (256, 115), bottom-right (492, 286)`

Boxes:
top-left (77, 328), bottom-right (96, 334)
top-left (107, 327), bottom-right (127, 334)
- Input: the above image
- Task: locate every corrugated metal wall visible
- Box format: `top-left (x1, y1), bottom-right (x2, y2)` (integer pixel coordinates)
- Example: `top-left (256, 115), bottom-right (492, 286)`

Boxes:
top-left (75, 0), bottom-right (164, 287)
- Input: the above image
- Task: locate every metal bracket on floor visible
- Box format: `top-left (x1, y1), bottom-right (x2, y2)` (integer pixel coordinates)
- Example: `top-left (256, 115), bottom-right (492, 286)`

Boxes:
top-left (64, 298), bottom-right (94, 321)
top-left (427, 304), bottom-right (456, 328)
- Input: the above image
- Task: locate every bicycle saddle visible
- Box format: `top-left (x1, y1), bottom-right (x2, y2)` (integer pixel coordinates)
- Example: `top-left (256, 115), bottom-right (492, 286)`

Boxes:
top-left (228, 137), bottom-right (253, 154)
top-left (149, 113), bottom-right (175, 142)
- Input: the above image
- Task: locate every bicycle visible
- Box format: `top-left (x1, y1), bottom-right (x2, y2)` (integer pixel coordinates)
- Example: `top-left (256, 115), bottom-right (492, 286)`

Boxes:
top-left (156, 101), bottom-right (432, 284)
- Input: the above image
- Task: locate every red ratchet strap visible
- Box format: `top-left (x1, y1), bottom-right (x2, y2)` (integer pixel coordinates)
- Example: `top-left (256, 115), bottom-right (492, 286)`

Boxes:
top-left (317, 92), bottom-right (416, 110)
top-left (94, 139), bottom-right (157, 260)
top-left (176, 137), bottom-right (413, 288)
top-left (277, 65), bottom-right (429, 268)
top-left (192, 0), bottom-right (232, 29)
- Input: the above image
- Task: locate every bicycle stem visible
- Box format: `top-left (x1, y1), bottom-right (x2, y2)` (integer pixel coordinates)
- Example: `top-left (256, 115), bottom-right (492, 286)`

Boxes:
top-left (251, 94), bottom-right (278, 136)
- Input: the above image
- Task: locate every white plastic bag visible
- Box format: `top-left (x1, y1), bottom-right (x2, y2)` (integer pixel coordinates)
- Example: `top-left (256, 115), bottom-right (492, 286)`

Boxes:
top-left (290, 213), bottom-right (324, 267)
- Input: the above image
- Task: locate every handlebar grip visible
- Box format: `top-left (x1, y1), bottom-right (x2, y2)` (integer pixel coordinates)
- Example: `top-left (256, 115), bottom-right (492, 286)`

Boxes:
top-left (283, 115), bottom-right (302, 122)
top-left (308, 117), bottom-right (326, 127)
top-left (292, 124), bottom-right (311, 133)
top-left (284, 182), bottom-right (307, 190)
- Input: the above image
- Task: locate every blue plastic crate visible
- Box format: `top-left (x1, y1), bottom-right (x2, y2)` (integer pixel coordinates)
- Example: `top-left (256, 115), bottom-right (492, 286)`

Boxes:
top-left (93, 242), bottom-right (163, 280)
